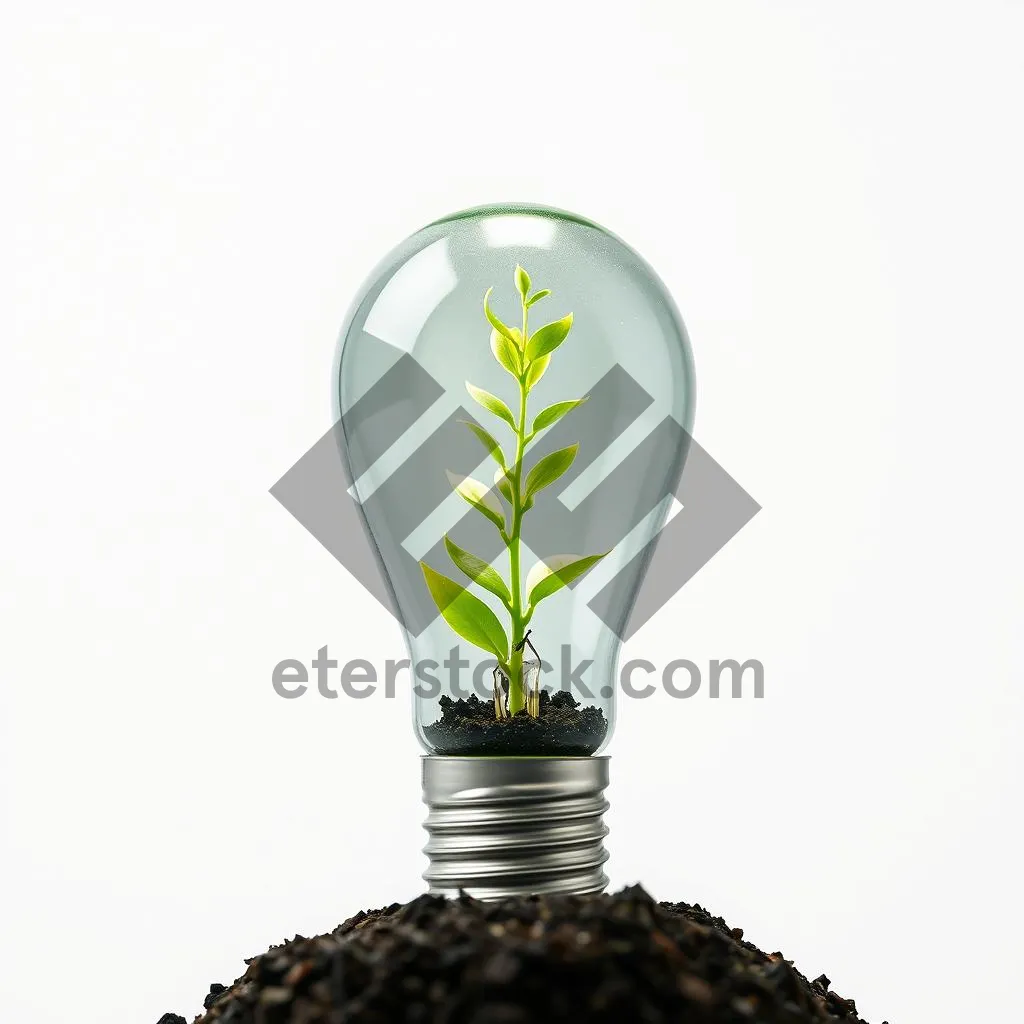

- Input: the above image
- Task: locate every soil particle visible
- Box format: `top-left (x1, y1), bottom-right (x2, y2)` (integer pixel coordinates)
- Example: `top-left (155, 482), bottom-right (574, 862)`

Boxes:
top-left (203, 984), bottom-right (228, 1010)
top-left (422, 689), bottom-right (607, 755)
top-left (167, 885), bottom-right (886, 1023)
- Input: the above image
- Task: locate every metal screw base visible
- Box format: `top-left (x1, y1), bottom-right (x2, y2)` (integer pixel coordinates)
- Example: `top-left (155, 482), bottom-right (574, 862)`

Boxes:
top-left (422, 755), bottom-right (610, 900)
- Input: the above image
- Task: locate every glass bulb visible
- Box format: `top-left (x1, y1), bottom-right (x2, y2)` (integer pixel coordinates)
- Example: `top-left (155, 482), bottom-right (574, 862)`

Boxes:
top-left (333, 204), bottom-right (694, 762)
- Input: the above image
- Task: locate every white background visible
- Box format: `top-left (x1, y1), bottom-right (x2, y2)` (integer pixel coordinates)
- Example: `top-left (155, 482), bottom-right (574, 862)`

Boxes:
top-left (3, 4), bottom-right (1023, 1022)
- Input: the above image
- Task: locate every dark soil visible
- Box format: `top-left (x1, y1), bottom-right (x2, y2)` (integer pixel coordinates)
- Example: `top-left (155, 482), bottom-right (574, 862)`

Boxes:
top-left (422, 689), bottom-right (608, 755)
top-left (169, 885), bottom-right (885, 1024)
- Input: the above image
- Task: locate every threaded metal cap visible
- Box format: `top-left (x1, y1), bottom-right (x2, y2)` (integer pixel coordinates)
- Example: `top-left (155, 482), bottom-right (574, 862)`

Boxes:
top-left (422, 755), bottom-right (610, 900)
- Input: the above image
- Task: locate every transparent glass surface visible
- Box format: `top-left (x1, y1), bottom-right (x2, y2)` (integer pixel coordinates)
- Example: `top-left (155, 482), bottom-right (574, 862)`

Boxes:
top-left (333, 204), bottom-right (694, 755)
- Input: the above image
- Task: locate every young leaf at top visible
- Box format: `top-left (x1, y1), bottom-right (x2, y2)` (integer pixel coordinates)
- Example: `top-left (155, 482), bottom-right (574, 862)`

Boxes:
top-left (420, 562), bottom-right (509, 663)
top-left (526, 289), bottom-right (551, 307)
top-left (446, 471), bottom-right (506, 532)
top-left (466, 382), bottom-right (517, 430)
top-left (531, 397), bottom-right (587, 435)
top-left (525, 552), bottom-right (609, 610)
top-left (525, 313), bottom-right (573, 362)
top-left (460, 419), bottom-right (505, 468)
top-left (524, 353), bottom-right (550, 388)
top-left (490, 328), bottom-right (522, 378)
top-left (483, 287), bottom-right (518, 345)
top-left (514, 265), bottom-right (531, 298)
top-left (524, 443), bottom-right (578, 502)
top-left (444, 534), bottom-right (511, 607)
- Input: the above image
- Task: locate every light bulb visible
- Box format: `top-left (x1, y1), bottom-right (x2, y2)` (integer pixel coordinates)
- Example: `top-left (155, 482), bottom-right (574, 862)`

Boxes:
top-left (333, 205), bottom-right (694, 897)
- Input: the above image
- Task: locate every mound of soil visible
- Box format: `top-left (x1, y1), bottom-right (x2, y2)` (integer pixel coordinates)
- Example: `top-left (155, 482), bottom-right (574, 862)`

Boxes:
top-left (167, 886), bottom-right (884, 1023)
top-left (422, 689), bottom-right (608, 755)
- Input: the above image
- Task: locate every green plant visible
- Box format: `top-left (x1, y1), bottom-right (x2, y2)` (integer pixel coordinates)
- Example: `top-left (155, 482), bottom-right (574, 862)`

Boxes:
top-left (419, 266), bottom-right (608, 718)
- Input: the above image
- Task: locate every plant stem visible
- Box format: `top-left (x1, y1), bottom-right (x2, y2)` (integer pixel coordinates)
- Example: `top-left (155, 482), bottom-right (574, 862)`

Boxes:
top-left (506, 298), bottom-right (530, 715)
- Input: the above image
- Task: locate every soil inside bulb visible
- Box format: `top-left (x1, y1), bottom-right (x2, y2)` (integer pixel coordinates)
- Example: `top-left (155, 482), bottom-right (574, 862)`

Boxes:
top-left (422, 688), bottom-right (607, 756)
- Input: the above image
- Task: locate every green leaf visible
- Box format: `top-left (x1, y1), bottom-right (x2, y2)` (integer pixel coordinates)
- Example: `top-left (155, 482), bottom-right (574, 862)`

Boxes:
top-left (493, 466), bottom-right (515, 504)
top-left (514, 265), bottom-right (531, 298)
top-left (490, 328), bottom-right (522, 377)
top-left (466, 382), bottom-right (516, 430)
top-left (524, 444), bottom-right (578, 501)
top-left (524, 354), bottom-right (550, 388)
top-left (446, 471), bottom-right (506, 532)
top-left (420, 562), bottom-right (509, 661)
top-left (525, 313), bottom-right (573, 361)
top-left (444, 534), bottom-right (511, 606)
top-left (460, 419), bottom-right (505, 468)
top-left (483, 287), bottom-right (517, 344)
top-left (526, 552), bottom-right (609, 609)
top-left (526, 289), bottom-right (551, 307)
top-left (532, 397), bottom-right (587, 435)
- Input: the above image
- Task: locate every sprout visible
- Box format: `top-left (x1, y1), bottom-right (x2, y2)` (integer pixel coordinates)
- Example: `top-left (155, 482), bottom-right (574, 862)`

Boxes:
top-left (420, 269), bottom-right (607, 718)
